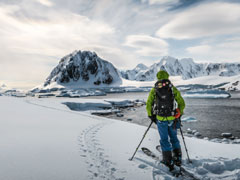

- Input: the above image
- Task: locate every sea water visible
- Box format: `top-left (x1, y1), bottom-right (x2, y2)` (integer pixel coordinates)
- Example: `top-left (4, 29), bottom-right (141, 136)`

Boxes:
top-left (85, 92), bottom-right (240, 139)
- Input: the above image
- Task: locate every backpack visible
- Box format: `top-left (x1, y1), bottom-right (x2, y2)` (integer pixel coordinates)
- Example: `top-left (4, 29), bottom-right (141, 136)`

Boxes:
top-left (153, 79), bottom-right (175, 117)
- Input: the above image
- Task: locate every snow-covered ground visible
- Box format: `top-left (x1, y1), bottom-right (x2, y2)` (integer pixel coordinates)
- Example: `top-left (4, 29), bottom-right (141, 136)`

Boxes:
top-left (121, 74), bottom-right (240, 91)
top-left (1, 96), bottom-right (240, 180)
top-left (31, 74), bottom-right (240, 98)
top-left (172, 74), bottom-right (240, 91)
top-left (183, 90), bottom-right (231, 99)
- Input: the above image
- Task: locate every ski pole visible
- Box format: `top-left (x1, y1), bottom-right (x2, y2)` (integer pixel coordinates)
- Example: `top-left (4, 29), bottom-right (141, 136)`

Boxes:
top-left (129, 121), bottom-right (153, 161)
top-left (179, 126), bottom-right (192, 163)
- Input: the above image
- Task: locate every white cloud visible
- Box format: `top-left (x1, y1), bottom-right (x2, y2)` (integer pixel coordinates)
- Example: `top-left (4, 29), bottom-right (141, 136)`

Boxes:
top-left (36, 0), bottom-right (53, 7)
top-left (156, 2), bottom-right (240, 39)
top-left (81, 44), bottom-right (139, 69)
top-left (0, 3), bottom-right (115, 88)
top-left (1, 0), bottom-right (240, 88)
top-left (1, 0), bottom-right (171, 88)
top-left (0, 4), bottom-right (115, 55)
top-left (124, 34), bottom-right (168, 56)
top-left (186, 45), bottom-right (212, 55)
top-left (141, 0), bottom-right (179, 6)
top-left (185, 38), bottom-right (240, 62)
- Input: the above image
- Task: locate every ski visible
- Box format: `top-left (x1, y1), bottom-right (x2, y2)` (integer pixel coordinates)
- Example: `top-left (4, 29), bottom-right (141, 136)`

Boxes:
top-left (142, 147), bottom-right (160, 161)
top-left (141, 147), bottom-right (183, 177)
top-left (156, 145), bottom-right (200, 180)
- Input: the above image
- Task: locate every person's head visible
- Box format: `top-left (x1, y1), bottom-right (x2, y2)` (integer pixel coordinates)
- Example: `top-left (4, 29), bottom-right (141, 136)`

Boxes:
top-left (156, 70), bottom-right (169, 80)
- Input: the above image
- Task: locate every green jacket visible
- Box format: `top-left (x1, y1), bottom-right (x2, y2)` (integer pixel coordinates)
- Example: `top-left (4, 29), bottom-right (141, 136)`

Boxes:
top-left (146, 71), bottom-right (185, 121)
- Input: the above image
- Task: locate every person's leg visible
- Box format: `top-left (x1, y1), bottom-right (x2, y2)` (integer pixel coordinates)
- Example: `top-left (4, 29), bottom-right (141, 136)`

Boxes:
top-left (168, 122), bottom-right (182, 166)
top-left (168, 122), bottom-right (180, 150)
top-left (157, 121), bottom-right (172, 151)
top-left (157, 121), bottom-right (174, 170)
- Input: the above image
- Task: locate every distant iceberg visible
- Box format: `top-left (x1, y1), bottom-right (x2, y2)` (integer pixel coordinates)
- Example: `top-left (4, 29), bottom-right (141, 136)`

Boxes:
top-left (181, 116), bottom-right (197, 122)
top-left (183, 89), bottom-right (231, 98)
top-left (62, 99), bottom-right (145, 115)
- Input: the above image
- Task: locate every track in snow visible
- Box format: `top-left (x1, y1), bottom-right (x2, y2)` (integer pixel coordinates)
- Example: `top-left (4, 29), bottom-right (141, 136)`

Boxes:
top-left (26, 99), bottom-right (124, 180)
top-left (78, 122), bottom-right (124, 180)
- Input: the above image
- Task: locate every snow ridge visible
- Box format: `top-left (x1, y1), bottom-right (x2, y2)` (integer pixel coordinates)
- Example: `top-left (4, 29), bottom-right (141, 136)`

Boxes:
top-left (120, 63), bottom-right (148, 80)
top-left (121, 56), bottom-right (240, 81)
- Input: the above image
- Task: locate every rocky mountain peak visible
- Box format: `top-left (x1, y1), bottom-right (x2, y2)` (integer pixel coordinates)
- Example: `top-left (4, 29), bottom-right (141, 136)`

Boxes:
top-left (44, 50), bottom-right (122, 87)
top-left (160, 56), bottom-right (178, 65)
top-left (135, 63), bottom-right (148, 71)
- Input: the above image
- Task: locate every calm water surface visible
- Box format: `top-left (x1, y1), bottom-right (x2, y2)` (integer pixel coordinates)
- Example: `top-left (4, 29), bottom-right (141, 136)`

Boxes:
top-left (85, 92), bottom-right (240, 139)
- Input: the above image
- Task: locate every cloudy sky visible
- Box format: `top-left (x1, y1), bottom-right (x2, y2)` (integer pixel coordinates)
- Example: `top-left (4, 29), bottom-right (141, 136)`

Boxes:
top-left (0, 0), bottom-right (240, 88)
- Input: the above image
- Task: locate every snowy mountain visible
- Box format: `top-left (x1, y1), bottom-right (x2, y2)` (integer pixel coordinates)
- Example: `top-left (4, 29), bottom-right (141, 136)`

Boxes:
top-left (120, 63), bottom-right (148, 80)
top-left (121, 56), bottom-right (240, 81)
top-left (0, 84), bottom-right (7, 90)
top-left (0, 84), bottom-right (8, 93)
top-left (0, 84), bottom-right (7, 88)
top-left (43, 50), bottom-right (122, 88)
top-left (34, 52), bottom-right (240, 92)
top-left (0, 84), bottom-right (27, 97)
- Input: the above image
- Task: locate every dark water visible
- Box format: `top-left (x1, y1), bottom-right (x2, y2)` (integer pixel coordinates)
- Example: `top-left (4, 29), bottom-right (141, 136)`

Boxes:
top-left (182, 95), bottom-right (240, 138)
top-left (85, 92), bottom-right (240, 139)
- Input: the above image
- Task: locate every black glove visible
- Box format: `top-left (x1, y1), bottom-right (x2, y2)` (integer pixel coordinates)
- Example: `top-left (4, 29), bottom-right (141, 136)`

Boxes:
top-left (148, 115), bottom-right (157, 124)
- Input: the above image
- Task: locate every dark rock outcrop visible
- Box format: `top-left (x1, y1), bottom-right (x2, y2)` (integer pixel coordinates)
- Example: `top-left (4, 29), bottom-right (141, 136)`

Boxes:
top-left (44, 50), bottom-right (121, 87)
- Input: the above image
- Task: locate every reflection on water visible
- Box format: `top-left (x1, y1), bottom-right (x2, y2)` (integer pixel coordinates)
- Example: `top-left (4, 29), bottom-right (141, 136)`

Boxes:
top-left (84, 91), bottom-right (240, 139)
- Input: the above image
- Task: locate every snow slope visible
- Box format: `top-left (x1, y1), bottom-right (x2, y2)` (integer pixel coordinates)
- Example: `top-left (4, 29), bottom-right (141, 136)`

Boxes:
top-left (122, 74), bottom-right (240, 91)
top-left (1, 96), bottom-right (240, 180)
top-left (171, 74), bottom-right (240, 91)
top-left (120, 63), bottom-right (148, 80)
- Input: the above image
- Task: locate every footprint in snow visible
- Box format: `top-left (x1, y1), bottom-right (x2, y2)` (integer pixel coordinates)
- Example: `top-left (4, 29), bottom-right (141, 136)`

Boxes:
top-left (138, 164), bottom-right (148, 169)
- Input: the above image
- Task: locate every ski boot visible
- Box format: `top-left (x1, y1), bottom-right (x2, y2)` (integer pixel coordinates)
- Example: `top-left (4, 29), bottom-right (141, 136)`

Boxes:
top-left (161, 151), bottom-right (174, 171)
top-left (173, 148), bottom-right (182, 166)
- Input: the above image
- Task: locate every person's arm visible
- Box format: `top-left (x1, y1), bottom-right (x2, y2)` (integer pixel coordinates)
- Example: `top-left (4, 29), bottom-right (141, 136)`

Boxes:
top-left (173, 87), bottom-right (185, 115)
top-left (146, 88), bottom-right (155, 116)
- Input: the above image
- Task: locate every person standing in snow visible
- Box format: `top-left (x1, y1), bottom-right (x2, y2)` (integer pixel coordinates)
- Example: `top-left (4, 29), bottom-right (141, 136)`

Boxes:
top-left (146, 70), bottom-right (185, 170)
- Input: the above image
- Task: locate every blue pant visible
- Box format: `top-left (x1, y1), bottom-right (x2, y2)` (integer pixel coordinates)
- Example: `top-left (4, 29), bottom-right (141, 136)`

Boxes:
top-left (156, 120), bottom-right (181, 152)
